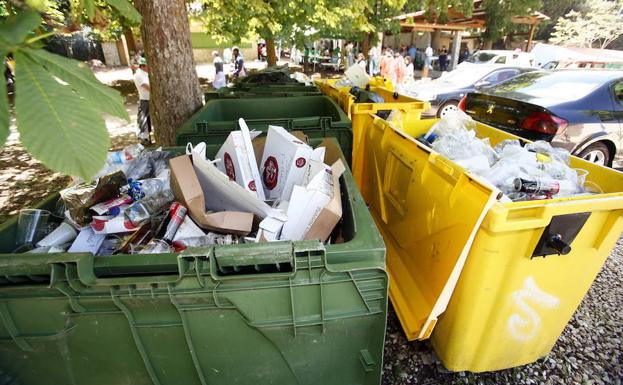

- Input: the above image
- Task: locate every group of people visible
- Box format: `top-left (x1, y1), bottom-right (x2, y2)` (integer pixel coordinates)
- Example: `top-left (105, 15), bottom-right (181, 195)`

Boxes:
top-left (353, 47), bottom-right (417, 91)
top-left (212, 47), bottom-right (246, 89)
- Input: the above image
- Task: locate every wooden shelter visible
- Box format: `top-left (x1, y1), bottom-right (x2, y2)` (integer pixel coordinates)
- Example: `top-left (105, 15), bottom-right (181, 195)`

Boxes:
top-left (394, 1), bottom-right (549, 69)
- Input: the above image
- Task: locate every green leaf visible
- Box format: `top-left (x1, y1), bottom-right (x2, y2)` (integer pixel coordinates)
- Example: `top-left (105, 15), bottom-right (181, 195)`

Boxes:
top-left (0, 49), bottom-right (8, 145)
top-left (84, 0), bottom-right (96, 20)
top-left (22, 47), bottom-right (129, 121)
top-left (0, 10), bottom-right (41, 46)
top-left (105, 0), bottom-right (142, 24)
top-left (14, 52), bottom-right (110, 180)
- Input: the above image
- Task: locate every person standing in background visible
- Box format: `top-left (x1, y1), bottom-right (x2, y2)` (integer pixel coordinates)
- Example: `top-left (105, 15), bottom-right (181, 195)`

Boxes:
top-left (368, 46), bottom-right (380, 76)
top-left (380, 49), bottom-right (392, 78)
top-left (232, 47), bottom-right (246, 79)
top-left (212, 51), bottom-right (226, 89)
top-left (345, 42), bottom-right (354, 68)
top-left (459, 47), bottom-right (470, 63)
top-left (408, 44), bottom-right (417, 61)
top-left (356, 53), bottom-right (367, 70)
top-left (404, 56), bottom-right (414, 80)
top-left (133, 57), bottom-right (151, 146)
top-left (422, 45), bottom-right (433, 78)
top-left (439, 49), bottom-right (449, 72)
top-left (389, 51), bottom-right (406, 91)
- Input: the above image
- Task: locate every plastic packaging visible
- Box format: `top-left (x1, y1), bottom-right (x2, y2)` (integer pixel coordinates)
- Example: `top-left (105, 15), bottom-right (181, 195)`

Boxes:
top-left (138, 239), bottom-right (172, 254)
top-left (124, 190), bottom-right (174, 226)
top-left (428, 110), bottom-right (589, 200)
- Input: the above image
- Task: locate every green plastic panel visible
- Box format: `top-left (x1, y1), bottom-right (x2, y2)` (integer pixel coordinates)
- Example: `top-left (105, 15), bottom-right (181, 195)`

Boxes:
top-left (175, 96), bottom-right (352, 165)
top-left (0, 139), bottom-right (386, 385)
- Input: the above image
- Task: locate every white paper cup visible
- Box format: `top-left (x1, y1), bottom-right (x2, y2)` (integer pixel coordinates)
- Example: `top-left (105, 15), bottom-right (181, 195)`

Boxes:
top-left (36, 222), bottom-right (78, 247)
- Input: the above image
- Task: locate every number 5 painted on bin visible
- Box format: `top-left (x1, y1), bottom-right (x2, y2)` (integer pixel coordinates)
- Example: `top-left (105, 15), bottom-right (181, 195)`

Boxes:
top-left (507, 277), bottom-right (560, 341)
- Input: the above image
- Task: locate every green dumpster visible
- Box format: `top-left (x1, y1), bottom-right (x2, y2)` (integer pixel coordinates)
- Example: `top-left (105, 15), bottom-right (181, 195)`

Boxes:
top-left (0, 138), bottom-right (387, 385)
top-left (176, 95), bottom-right (353, 165)
top-left (204, 86), bottom-right (322, 103)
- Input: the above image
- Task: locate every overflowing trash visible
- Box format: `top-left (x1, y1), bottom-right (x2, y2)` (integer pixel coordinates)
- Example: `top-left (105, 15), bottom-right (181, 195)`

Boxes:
top-left (235, 65), bottom-right (311, 85)
top-left (416, 110), bottom-right (597, 202)
top-left (14, 119), bottom-right (344, 255)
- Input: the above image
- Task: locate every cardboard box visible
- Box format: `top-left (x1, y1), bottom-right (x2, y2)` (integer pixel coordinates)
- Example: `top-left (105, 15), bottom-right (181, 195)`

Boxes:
top-left (260, 125), bottom-right (314, 202)
top-left (215, 119), bottom-right (266, 200)
top-left (280, 159), bottom-right (346, 241)
top-left (304, 160), bottom-right (345, 242)
top-left (169, 155), bottom-right (254, 235)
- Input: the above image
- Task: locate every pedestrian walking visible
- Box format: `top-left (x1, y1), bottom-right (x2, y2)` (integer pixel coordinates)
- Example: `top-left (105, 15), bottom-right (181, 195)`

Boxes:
top-left (133, 57), bottom-right (151, 146)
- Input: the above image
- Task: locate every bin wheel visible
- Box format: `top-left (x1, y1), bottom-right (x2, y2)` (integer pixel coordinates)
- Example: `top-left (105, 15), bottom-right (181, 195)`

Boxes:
top-left (437, 101), bottom-right (459, 118)
top-left (578, 142), bottom-right (611, 167)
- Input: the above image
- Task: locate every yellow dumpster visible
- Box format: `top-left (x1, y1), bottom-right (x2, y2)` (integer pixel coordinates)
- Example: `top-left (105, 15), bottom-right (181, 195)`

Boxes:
top-left (356, 116), bottom-right (623, 372)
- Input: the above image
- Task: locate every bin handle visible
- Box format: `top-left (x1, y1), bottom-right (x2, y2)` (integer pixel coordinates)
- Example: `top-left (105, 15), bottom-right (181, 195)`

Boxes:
top-left (209, 240), bottom-right (325, 280)
top-left (429, 155), bottom-right (457, 179)
top-left (48, 253), bottom-right (183, 287)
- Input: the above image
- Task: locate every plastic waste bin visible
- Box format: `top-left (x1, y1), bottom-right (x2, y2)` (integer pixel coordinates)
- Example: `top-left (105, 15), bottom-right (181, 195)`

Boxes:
top-left (0, 138), bottom-right (387, 385)
top-left (175, 95), bottom-right (353, 165)
top-left (204, 86), bottom-right (322, 103)
top-left (355, 115), bottom-right (623, 372)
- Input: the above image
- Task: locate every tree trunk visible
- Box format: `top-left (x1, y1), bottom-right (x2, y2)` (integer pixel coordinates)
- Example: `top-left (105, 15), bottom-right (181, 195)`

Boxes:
top-left (123, 26), bottom-right (137, 54)
top-left (362, 33), bottom-right (371, 59)
top-left (134, 0), bottom-right (202, 146)
top-left (266, 38), bottom-right (278, 66)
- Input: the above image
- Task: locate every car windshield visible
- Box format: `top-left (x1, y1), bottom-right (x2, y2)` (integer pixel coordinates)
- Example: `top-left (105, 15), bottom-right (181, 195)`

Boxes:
top-left (466, 52), bottom-right (497, 63)
top-left (491, 71), bottom-right (606, 102)
top-left (433, 67), bottom-right (497, 87)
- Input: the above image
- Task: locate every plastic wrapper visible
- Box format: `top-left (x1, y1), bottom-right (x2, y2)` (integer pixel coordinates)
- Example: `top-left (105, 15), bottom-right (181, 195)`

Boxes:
top-left (526, 141), bottom-right (570, 164)
top-left (60, 171), bottom-right (127, 226)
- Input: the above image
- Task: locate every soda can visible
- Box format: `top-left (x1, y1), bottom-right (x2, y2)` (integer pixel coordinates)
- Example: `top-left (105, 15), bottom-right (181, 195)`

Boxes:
top-left (513, 178), bottom-right (560, 196)
top-left (163, 202), bottom-right (188, 242)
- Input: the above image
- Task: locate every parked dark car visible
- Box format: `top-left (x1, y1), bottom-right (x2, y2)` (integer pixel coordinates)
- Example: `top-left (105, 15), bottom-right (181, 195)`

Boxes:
top-left (404, 65), bottom-right (535, 118)
top-left (460, 70), bottom-right (623, 167)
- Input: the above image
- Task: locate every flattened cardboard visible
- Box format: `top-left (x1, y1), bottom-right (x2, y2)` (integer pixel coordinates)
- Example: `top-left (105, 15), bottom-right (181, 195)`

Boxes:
top-left (169, 155), bottom-right (253, 235)
top-left (304, 160), bottom-right (345, 242)
top-left (280, 165), bottom-right (334, 241)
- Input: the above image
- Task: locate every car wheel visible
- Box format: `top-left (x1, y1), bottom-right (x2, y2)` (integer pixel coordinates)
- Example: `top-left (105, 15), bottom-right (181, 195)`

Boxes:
top-left (578, 142), bottom-right (611, 166)
top-left (437, 101), bottom-right (459, 118)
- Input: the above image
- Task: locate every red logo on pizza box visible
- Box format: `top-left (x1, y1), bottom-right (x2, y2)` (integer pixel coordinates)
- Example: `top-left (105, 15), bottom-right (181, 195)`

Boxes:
top-left (248, 180), bottom-right (257, 191)
top-left (263, 156), bottom-right (278, 190)
top-left (295, 157), bottom-right (306, 168)
top-left (223, 152), bottom-right (236, 181)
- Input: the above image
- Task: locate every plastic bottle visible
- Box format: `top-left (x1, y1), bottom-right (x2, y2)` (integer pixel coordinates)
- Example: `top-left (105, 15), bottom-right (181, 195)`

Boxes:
top-left (124, 190), bottom-right (174, 226)
top-left (107, 144), bottom-right (145, 165)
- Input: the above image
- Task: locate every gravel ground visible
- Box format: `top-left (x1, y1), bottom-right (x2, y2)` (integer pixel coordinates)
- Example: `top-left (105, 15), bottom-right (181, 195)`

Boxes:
top-left (382, 239), bottom-right (623, 385)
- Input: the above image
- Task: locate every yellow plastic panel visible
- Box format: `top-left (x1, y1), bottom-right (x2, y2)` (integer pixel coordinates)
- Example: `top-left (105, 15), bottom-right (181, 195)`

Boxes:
top-left (431, 204), bottom-right (623, 372)
top-left (361, 116), bottom-right (497, 340)
top-left (357, 116), bottom-right (623, 371)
